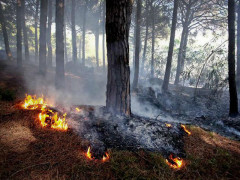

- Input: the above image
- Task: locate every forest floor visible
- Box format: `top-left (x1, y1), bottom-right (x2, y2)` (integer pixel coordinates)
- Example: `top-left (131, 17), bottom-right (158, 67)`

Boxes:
top-left (0, 60), bottom-right (240, 179)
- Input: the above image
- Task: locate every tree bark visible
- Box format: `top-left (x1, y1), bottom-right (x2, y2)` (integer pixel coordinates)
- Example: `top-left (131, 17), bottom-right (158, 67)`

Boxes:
top-left (0, 2), bottom-right (12, 60)
top-left (17, 0), bottom-right (22, 67)
top-left (47, 0), bottom-right (52, 66)
top-left (106, 0), bottom-right (133, 116)
top-left (95, 9), bottom-right (100, 68)
top-left (151, 2), bottom-right (155, 78)
top-left (35, 0), bottom-right (40, 62)
top-left (237, 1), bottom-right (240, 89)
top-left (141, 0), bottom-right (149, 75)
top-left (71, 0), bottom-right (77, 63)
top-left (162, 0), bottom-right (179, 91)
top-left (102, 0), bottom-right (106, 70)
top-left (64, 20), bottom-right (68, 62)
top-left (132, 0), bottom-right (142, 90)
top-left (56, 0), bottom-right (65, 88)
top-left (39, 0), bottom-right (48, 75)
top-left (22, 0), bottom-right (29, 62)
top-left (82, 1), bottom-right (87, 66)
top-left (228, 0), bottom-right (238, 116)
top-left (180, 28), bottom-right (189, 75)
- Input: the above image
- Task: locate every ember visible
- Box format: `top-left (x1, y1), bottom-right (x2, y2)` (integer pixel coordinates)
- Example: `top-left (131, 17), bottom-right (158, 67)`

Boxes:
top-left (166, 154), bottom-right (183, 169)
top-left (181, 125), bottom-right (191, 135)
top-left (102, 152), bottom-right (110, 162)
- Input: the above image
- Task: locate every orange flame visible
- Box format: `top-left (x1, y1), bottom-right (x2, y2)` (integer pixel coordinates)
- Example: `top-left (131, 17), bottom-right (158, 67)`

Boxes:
top-left (166, 154), bottom-right (183, 169)
top-left (181, 125), bottom-right (191, 135)
top-left (23, 94), bottom-right (45, 109)
top-left (165, 123), bottom-right (172, 128)
top-left (102, 153), bottom-right (110, 162)
top-left (75, 107), bottom-right (81, 112)
top-left (86, 147), bottom-right (93, 160)
top-left (23, 94), bottom-right (68, 131)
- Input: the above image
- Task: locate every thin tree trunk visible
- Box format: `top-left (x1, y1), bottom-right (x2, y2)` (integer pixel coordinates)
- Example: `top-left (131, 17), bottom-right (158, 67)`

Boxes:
top-left (56, 0), bottom-right (65, 88)
top-left (180, 28), bottom-right (189, 75)
top-left (0, 2), bottom-right (12, 60)
top-left (35, 0), bottom-right (40, 62)
top-left (106, 0), bottom-right (133, 116)
top-left (22, 0), bottom-right (29, 62)
top-left (102, 0), bottom-right (106, 70)
top-left (132, 0), bottom-right (142, 90)
top-left (162, 0), bottom-right (179, 91)
top-left (71, 0), bottom-right (77, 63)
top-left (151, 2), bottom-right (155, 78)
top-left (141, 0), bottom-right (149, 75)
top-left (228, 0), bottom-right (238, 116)
top-left (17, 0), bottom-right (22, 67)
top-left (47, 0), bottom-right (52, 66)
top-left (82, 2), bottom-right (87, 66)
top-left (39, 0), bottom-right (48, 75)
top-left (95, 9), bottom-right (100, 68)
top-left (237, 2), bottom-right (240, 89)
top-left (79, 39), bottom-right (81, 62)
top-left (64, 22), bottom-right (68, 62)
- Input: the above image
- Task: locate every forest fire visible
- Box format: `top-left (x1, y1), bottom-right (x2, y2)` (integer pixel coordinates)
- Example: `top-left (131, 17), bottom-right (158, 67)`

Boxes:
top-left (22, 94), bottom-right (45, 110)
top-left (181, 125), bottom-right (191, 135)
top-left (166, 154), bottom-right (183, 169)
top-left (165, 123), bottom-right (172, 128)
top-left (85, 147), bottom-right (110, 162)
top-left (102, 153), bottom-right (110, 162)
top-left (85, 146), bottom-right (93, 160)
top-left (22, 94), bottom-right (68, 131)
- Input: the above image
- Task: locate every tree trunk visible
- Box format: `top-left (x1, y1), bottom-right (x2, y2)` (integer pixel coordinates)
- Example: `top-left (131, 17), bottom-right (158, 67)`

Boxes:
top-left (22, 0), bottom-right (29, 62)
top-left (71, 0), bottom-right (77, 63)
top-left (0, 2), bottom-right (12, 60)
top-left (35, 0), bottom-right (40, 62)
top-left (151, 2), bottom-right (155, 78)
top-left (102, 0), bottom-right (106, 70)
top-left (180, 28), bottom-right (189, 75)
top-left (132, 0), bottom-right (142, 90)
top-left (95, 9), bottom-right (100, 68)
top-left (79, 39), bottom-right (81, 62)
top-left (39, 0), bottom-right (48, 75)
top-left (162, 0), bottom-right (179, 91)
top-left (56, 0), bottom-right (65, 88)
top-left (47, 0), bottom-right (52, 66)
top-left (106, 0), bottom-right (133, 116)
top-left (82, 2), bottom-right (87, 66)
top-left (64, 22), bottom-right (68, 62)
top-left (237, 2), bottom-right (240, 89)
top-left (17, 0), bottom-right (22, 67)
top-left (141, 0), bottom-right (149, 75)
top-left (228, 0), bottom-right (238, 116)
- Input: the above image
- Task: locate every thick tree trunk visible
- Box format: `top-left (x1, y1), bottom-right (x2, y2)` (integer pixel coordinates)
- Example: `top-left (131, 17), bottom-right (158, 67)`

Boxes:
top-left (35, 0), bottom-right (40, 62)
top-left (228, 0), bottom-right (238, 116)
top-left (71, 0), bottom-right (77, 63)
top-left (151, 3), bottom-right (155, 78)
top-left (39, 0), bottom-right (48, 75)
top-left (22, 0), bottom-right (29, 62)
top-left (237, 2), bottom-right (240, 89)
top-left (102, 0), bottom-right (106, 70)
top-left (56, 0), bottom-right (65, 88)
top-left (47, 0), bottom-right (52, 66)
top-left (17, 0), bottom-right (22, 67)
top-left (162, 0), bottom-right (179, 91)
top-left (106, 0), bottom-right (133, 116)
top-left (141, 0), bottom-right (149, 75)
top-left (0, 2), bottom-right (12, 60)
top-left (132, 0), bottom-right (142, 90)
top-left (82, 3), bottom-right (87, 66)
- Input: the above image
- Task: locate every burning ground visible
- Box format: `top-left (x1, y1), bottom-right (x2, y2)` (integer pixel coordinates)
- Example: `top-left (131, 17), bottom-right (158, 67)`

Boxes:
top-left (0, 61), bottom-right (240, 179)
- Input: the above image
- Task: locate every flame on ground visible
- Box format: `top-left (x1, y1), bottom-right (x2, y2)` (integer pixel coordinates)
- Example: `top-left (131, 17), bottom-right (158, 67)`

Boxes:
top-left (165, 123), bottom-right (172, 128)
top-left (181, 125), bottom-right (191, 135)
top-left (102, 153), bottom-right (110, 162)
top-left (85, 146), bottom-right (93, 160)
top-left (23, 94), bottom-right (68, 131)
top-left (23, 94), bottom-right (45, 109)
top-left (166, 154), bottom-right (183, 169)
